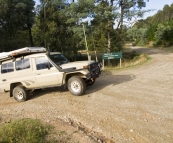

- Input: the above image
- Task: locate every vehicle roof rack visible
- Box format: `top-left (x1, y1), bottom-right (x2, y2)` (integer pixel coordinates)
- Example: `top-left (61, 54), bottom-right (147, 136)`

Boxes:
top-left (0, 47), bottom-right (46, 62)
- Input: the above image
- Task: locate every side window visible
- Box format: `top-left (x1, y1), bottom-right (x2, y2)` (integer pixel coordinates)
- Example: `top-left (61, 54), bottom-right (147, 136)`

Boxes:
top-left (1, 62), bottom-right (14, 74)
top-left (16, 58), bottom-right (30, 71)
top-left (35, 57), bottom-right (53, 70)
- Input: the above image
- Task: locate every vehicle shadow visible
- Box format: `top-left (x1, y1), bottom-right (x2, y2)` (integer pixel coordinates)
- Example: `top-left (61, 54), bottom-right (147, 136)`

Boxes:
top-left (29, 87), bottom-right (65, 100)
top-left (29, 71), bottom-right (135, 100)
top-left (86, 72), bottom-right (135, 94)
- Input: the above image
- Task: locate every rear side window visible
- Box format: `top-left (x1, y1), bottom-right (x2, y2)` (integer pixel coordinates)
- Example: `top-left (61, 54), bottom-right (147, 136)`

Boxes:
top-left (35, 57), bottom-right (53, 70)
top-left (1, 62), bottom-right (14, 74)
top-left (16, 58), bottom-right (30, 71)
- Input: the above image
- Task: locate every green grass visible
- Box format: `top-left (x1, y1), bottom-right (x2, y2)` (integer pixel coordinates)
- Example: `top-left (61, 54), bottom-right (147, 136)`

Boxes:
top-left (0, 118), bottom-right (76, 143)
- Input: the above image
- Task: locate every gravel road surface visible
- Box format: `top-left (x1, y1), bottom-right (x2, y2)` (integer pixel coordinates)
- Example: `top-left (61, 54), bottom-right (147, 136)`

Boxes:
top-left (0, 47), bottom-right (173, 143)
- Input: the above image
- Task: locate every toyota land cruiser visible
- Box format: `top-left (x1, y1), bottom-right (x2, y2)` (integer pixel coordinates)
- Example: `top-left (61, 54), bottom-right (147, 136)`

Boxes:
top-left (0, 47), bottom-right (102, 102)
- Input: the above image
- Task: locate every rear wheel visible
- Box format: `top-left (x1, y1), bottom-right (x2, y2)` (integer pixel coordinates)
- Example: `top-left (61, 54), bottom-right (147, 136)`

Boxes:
top-left (13, 86), bottom-right (28, 102)
top-left (68, 76), bottom-right (86, 96)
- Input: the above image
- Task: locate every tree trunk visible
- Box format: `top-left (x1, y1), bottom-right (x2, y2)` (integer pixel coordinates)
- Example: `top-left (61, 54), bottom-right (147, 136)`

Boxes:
top-left (117, 0), bottom-right (124, 30)
top-left (27, 19), bottom-right (33, 47)
top-left (107, 0), bottom-right (114, 66)
top-left (107, 30), bottom-right (111, 53)
top-left (107, 20), bottom-right (111, 66)
top-left (28, 28), bottom-right (33, 47)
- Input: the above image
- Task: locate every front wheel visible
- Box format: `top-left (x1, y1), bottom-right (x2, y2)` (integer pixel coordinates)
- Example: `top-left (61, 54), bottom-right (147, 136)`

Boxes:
top-left (13, 86), bottom-right (28, 102)
top-left (68, 76), bottom-right (86, 96)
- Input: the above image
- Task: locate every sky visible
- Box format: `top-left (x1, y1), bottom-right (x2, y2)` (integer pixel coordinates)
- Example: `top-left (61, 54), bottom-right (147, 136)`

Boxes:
top-left (34, 0), bottom-right (173, 19)
top-left (143, 0), bottom-right (173, 19)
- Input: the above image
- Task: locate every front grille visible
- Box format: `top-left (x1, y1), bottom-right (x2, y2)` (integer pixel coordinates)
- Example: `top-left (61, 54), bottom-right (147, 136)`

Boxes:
top-left (89, 62), bottom-right (101, 78)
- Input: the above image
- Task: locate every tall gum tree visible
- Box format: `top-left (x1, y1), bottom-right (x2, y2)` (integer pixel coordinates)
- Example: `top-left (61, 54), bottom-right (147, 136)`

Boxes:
top-left (0, 0), bottom-right (35, 51)
top-left (92, 0), bottom-right (149, 53)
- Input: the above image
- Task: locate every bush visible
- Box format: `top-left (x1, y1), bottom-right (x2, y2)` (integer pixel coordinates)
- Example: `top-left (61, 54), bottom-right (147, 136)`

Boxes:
top-left (122, 51), bottom-right (138, 62)
top-left (0, 118), bottom-right (52, 143)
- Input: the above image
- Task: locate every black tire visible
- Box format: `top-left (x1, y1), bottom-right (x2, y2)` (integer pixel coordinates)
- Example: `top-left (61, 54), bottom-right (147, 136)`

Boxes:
top-left (68, 76), bottom-right (86, 96)
top-left (86, 79), bottom-right (95, 86)
top-left (13, 86), bottom-right (28, 102)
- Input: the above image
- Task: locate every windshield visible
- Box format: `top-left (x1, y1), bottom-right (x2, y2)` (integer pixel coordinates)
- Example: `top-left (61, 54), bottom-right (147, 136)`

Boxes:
top-left (49, 54), bottom-right (69, 66)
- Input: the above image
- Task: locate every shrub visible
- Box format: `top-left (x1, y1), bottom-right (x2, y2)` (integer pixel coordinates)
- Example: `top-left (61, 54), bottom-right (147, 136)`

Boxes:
top-left (0, 118), bottom-right (52, 143)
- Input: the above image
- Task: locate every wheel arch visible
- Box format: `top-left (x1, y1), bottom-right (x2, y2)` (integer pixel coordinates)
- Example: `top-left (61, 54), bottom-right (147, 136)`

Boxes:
top-left (10, 82), bottom-right (24, 97)
top-left (64, 72), bottom-right (86, 84)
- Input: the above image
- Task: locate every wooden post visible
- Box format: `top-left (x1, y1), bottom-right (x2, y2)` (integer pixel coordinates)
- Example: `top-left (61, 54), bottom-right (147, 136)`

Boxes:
top-left (89, 55), bottom-right (91, 62)
top-left (120, 58), bottom-right (122, 68)
top-left (102, 59), bottom-right (104, 70)
top-left (82, 24), bottom-right (90, 61)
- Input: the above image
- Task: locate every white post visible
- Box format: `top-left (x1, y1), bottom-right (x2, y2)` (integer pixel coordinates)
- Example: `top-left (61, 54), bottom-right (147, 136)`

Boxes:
top-left (102, 59), bottom-right (104, 70)
top-left (89, 55), bottom-right (91, 62)
top-left (82, 24), bottom-right (90, 61)
top-left (94, 51), bottom-right (98, 62)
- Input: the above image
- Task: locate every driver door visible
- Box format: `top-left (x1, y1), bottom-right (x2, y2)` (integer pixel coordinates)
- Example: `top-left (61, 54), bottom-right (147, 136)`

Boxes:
top-left (34, 56), bottom-right (62, 87)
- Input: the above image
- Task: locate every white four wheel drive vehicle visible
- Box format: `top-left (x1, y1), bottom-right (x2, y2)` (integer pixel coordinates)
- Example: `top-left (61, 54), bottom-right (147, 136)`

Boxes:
top-left (0, 47), bottom-right (102, 102)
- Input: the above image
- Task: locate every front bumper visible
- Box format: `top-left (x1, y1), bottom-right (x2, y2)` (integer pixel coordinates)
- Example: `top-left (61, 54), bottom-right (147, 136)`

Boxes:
top-left (86, 62), bottom-right (102, 79)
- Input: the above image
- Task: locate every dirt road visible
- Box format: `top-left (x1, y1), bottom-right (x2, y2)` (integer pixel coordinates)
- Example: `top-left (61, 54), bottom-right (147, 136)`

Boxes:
top-left (0, 47), bottom-right (173, 143)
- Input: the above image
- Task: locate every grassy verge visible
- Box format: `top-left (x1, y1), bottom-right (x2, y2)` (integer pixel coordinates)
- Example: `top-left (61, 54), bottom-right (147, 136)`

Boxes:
top-left (157, 46), bottom-right (173, 52)
top-left (0, 118), bottom-right (75, 143)
top-left (121, 53), bottom-right (151, 68)
top-left (104, 53), bottom-right (151, 71)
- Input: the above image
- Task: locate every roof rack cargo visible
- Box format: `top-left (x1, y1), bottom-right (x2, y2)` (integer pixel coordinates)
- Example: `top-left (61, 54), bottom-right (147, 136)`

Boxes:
top-left (0, 47), bottom-right (46, 62)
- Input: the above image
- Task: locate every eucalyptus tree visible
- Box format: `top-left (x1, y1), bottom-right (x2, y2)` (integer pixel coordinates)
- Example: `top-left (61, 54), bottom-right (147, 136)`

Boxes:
top-left (33, 0), bottom-right (68, 51)
top-left (130, 2), bottom-right (173, 46)
top-left (91, 0), bottom-right (118, 52)
top-left (112, 0), bottom-right (149, 51)
top-left (113, 0), bottom-right (149, 29)
top-left (64, 0), bottom-right (95, 60)
top-left (162, 4), bottom-right (172, 21)
top-left (91, 0), bottom-right (149, 53)
top-left (32, 0), bottom-right (150, 59)
top-left (0, 0), bottom-right (35, 51)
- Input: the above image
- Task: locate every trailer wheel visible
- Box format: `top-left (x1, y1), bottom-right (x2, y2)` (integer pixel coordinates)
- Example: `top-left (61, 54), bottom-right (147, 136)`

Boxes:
top-left (13, 86), bottom-right (28, 102)
top-left (68, 76), bottom-right (86, 96)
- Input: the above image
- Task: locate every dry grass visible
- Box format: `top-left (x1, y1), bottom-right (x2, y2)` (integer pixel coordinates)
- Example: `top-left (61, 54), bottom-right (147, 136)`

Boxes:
top-left (121, 54), bottom-right (149, 68)
top-left (158, 46), bottom-right (173, 52)
top-left (104, 53), bottom-right (150, 71)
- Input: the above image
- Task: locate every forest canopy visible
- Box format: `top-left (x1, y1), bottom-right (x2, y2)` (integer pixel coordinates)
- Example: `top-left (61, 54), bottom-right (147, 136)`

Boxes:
top-left (0, 0), bottom-right (151, 60)
top-left (127, 2), bottom-right (173, 47)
